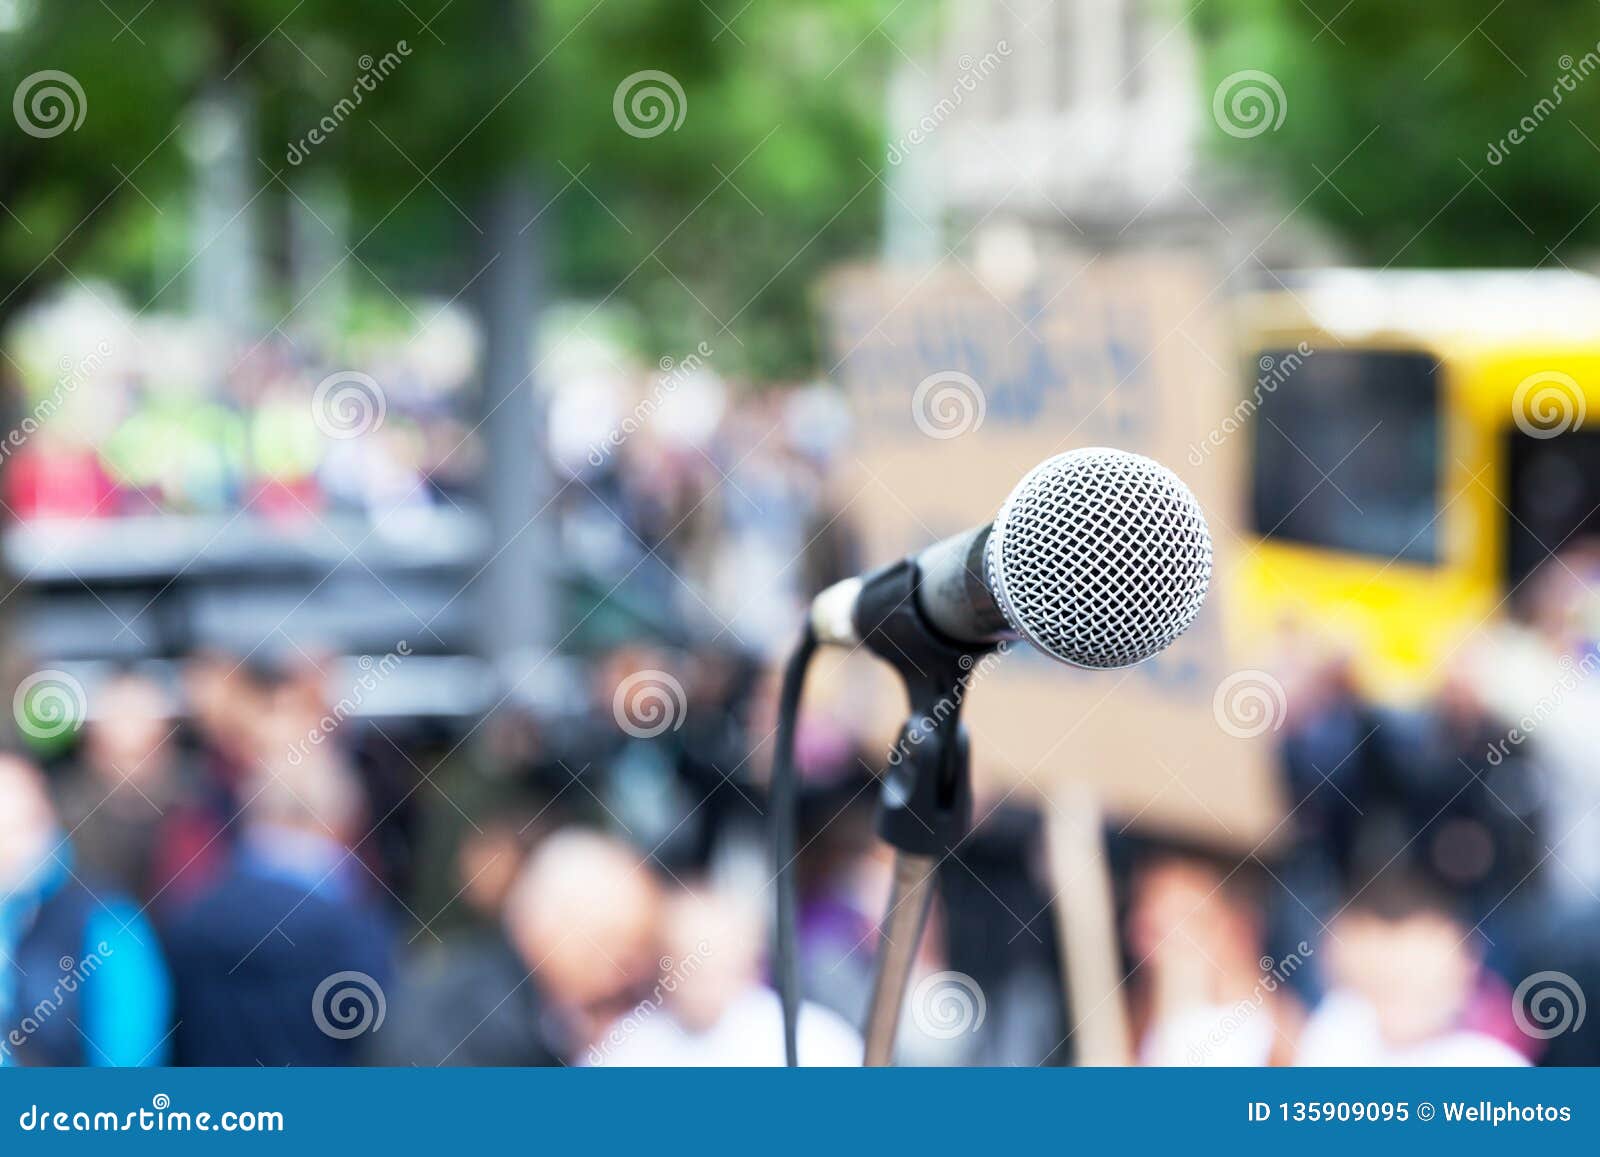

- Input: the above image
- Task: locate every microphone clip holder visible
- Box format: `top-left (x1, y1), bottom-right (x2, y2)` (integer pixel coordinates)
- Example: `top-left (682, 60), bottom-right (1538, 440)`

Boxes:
top-left (851, 556), bottom-right (997, 856)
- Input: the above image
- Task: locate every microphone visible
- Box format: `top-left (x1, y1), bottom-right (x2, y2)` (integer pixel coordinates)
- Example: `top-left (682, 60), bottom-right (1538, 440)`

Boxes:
top-left (808, 447), bottom-right (1214, 668)
top-left (773, 446), bottom-right (1213, 1066)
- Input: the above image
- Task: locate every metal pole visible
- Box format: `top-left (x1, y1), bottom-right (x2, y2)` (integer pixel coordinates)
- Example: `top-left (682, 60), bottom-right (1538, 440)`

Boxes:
top-left (862, 851), bottom-right (938, 1066)
top-left (475, 0), bottom-right (553, 678)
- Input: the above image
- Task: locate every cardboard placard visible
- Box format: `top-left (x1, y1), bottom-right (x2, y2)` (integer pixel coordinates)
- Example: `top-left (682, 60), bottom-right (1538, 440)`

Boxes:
top-left (818, 253), bottom-right (1282, 849)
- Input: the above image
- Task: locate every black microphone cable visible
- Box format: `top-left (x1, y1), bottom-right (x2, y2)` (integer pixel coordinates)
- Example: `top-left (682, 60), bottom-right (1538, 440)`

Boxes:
top-left (771, 620), bottom-right (816, 1068)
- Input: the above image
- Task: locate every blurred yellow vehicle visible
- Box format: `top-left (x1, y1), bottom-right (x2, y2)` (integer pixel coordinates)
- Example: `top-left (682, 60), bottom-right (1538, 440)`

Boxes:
top-left (1231, 270), bottom-right (1600, 702)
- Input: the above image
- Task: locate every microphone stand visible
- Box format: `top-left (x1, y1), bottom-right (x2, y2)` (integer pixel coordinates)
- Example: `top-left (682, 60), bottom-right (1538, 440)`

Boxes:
top-left (849, 556), bottom-right (990, 1066)
top-left (861, 850), bottom-right (938, 1064)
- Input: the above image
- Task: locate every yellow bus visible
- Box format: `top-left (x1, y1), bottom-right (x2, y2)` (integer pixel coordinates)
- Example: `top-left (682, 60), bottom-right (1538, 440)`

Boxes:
top-left (1232, 270), bottom-right (1600, 703)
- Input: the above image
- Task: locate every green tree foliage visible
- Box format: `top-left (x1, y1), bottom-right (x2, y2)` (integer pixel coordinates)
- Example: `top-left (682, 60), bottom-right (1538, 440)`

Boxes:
top-left (0, 2), bottom-right (195, 319)
top-left (2, 0), bottom-right (900, 378)
top-left (1194, 0), bottom-right (1600, 266)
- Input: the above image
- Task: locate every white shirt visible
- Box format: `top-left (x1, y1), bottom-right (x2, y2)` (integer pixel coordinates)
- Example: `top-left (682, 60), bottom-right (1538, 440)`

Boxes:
top-left (589, 987), bottom-right (862, 1067)
top-left (1141, 1002), bottom-right (1279, 1067)
top-left (1297, 991), bottom-right (1528, 1067)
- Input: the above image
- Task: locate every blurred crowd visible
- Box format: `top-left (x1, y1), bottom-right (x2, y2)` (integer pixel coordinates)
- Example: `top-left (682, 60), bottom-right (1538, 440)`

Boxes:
top-left (2, 314), bottom-right (1599, 1068)
top-left (0, 338), bottom-right (890, 1068)
top-left (2, 291), bottom-right (479, 522)
top-left (1127, 550), bottom-right (1600, 1069)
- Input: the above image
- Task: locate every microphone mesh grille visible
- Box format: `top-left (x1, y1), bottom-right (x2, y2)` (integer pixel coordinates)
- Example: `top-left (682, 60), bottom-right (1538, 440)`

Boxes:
top-left (984, 448), bottom-right (1212, 669)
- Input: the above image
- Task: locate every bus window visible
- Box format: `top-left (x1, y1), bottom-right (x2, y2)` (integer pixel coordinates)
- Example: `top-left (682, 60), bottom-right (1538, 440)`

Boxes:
top-left (1505, 427), bottom-right (1600, 589)
top-left (1251, 349), bottom-right (1441, 563)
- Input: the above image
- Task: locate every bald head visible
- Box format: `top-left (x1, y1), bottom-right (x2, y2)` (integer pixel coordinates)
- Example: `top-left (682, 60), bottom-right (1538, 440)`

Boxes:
top-left (504, 829), bottom-right (663, 1018)
top-left (0, 755), bottom-right (57, 891)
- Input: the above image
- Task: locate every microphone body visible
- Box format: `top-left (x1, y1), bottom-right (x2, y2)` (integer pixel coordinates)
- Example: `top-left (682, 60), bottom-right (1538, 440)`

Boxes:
top-left (809, 524), bottom-right (1006, 649)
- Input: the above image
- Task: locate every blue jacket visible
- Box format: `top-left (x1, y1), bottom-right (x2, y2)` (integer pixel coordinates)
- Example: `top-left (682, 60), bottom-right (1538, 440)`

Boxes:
top-left (164, 829), bottom-right (396, 1066)
top-left (0, 843), bottom-right (172, 1066)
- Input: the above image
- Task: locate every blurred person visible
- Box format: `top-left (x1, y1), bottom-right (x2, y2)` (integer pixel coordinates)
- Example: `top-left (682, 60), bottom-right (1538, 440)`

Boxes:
top-left (140, 652), bottom-right (278, 906)
top-left (794, 773), bottom-right (882, 1031)
top-left (405, 714), bottom-right (563, 928)
top-left (1467, 546), bottom-right (1600, 903)
top-left (453, 817), bottom-right (537, 926)
top-left (1452, 555), bottom-right (1600, 1063)
top-left (698, 406), bottom-right (830, 653)
top-left (1297, 875), bottom-right (1526, 1066)
top-left (260, 649), bottom-right (334, 725)
top-left (1510, 908), bottom-right (1600, 1066)
top-left (180, 650), bottom-right (266, 785)
top-left (668, 646), bottom-right (766, 871)
top-left (1271, 647), bottom-right (1397, 980)
top-left (375, 827), bottom-right (661, 1066)
top-left (53, 671), bottom-right (228, 907)
top-left (939, 805), bottom-right (1069, 1066)
top-left (361, 801), bottom-right (542, 1063)
top-left (795, 781), bottom-right (1057, 1067)
top-left (265, 650), bottom-right (418, 898)
top-left (1361, 673), bottom-right (1545, 955)
top-left (1277, 650), bottom-right (1373, 887)
top-left (590, 887), bottom-right (861, 1066)
top-left (0, 754), bottom-right (171, 1066)
top-left (163, 736), bottom-right (395, 1065)
top-left (782, 384), bottom-right (860, 597)
top-left (588, 647), bottom-right (708, 854)
top-left (55, 672), bottom-right (181, 899)
top-left (1130, 854), bottom-right (1306, 1067)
